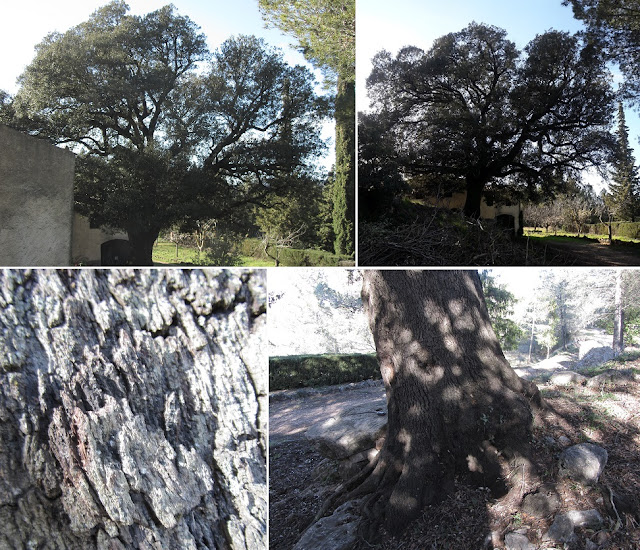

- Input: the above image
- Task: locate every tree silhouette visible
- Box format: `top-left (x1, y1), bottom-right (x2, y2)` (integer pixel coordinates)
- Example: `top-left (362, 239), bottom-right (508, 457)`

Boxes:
top-left (363, 23), bottom-right (615, 218)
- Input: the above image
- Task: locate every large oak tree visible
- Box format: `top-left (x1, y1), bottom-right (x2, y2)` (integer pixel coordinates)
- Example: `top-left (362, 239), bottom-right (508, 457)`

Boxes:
top-left (363, 23), bottom-right (615, 218)
top-left (11, 1), bottom-right (326, 265)
top-left (319, 270), bottom-right (543, 538)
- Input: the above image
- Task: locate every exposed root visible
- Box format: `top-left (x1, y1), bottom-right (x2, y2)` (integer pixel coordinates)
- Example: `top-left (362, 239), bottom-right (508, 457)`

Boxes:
top-left (309, 454), bottom-right (379, 525)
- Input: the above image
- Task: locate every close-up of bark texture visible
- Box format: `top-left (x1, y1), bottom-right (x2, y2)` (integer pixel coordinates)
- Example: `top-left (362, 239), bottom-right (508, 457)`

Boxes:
top-left (0, 269), bottom-right (267, 550)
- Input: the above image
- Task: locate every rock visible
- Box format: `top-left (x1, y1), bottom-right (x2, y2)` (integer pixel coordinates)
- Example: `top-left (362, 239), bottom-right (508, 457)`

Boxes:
top-left (305, 402), bottom-right (387, 459)
top-left (543, 509), bottom-right (603, 543)
top-left (504, 531), bottom-right (536, 550)
top-left (559, 443), bottom-right (608, 484)
top-left (521, 485), bottom-right (560, 517)
top-left (585, 369), bottom-right (635, 388)
top-left (549, 371), bottom-right (587, 386)
top-left (558, 435), bottom-right (571, 447)
top-left (579, 341), bottom-right (614, 366)
top-left (543, 514), bottom-right (575, 543)
top-left (0, 269), bottom-right (267, 550)
top-left (293, 500), bottom-right (362, 550)
top-left (565, 509), bottom-right (604, 528)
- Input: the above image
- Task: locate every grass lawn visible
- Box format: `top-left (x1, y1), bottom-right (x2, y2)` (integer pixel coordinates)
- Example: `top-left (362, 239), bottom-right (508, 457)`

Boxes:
top-left (524, 227), bottom-right (640, 244)
top-left (152, 239), bottom-right (352, 267)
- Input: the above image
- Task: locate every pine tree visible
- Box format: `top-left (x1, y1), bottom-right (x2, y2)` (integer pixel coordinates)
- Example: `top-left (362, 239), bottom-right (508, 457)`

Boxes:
top-left (259, 0), bottom-right (355, 256)
top-left (607, 102), bottom-right (639, 221)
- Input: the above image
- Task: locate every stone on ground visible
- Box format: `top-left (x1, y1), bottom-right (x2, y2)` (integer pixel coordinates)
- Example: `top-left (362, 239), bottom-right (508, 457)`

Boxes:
top-left (305, 402), bottom-right (387, 460)
top-left (559, 443), bottom-right (608, 484)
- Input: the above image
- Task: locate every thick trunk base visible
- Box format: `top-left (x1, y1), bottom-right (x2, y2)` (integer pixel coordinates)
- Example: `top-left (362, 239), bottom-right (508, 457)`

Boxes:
top-left (463, 182), bottom-right (484, 219)
top-left (319, 270), bottom-right (545, 540)
top-left (127, 230), bottom-right (158, 266)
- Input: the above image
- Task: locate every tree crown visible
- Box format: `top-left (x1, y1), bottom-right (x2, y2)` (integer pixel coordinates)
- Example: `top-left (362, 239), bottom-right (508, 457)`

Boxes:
top-left (364, 22), bottom-right (616, 201)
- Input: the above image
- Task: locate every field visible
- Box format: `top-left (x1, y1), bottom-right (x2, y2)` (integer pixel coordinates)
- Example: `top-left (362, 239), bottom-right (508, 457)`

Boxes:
top-left (152, 238), bottom-right (353, 267)
top-left (524, 228), bottom-right (640, 244)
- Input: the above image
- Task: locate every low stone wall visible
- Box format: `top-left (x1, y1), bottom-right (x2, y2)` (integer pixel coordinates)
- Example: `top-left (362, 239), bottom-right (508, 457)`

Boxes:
top-left (0, 125), bottom-right (75, 265)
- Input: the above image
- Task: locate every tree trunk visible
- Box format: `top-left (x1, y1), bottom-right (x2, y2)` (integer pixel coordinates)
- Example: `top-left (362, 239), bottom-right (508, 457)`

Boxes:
top-left (345, 270), bottom-right (542, 537)
top-left (128, 229), bottom-right (159, 266)
top-left (528, 305), bottom-right (537, 363)
top-left (613, 269), bottom-right (624, 356)
top-left (0, 269), bottom-right (267, 549)
top-left (463, 179), bottom-right (484, 219)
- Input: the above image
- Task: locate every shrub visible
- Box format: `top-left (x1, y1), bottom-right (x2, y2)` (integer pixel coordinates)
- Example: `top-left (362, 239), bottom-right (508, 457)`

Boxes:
top-left (269, 354), bottom-right (380, 390)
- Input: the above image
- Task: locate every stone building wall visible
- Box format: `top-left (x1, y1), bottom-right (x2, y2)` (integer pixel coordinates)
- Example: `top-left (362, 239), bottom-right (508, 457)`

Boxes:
top-left (0, 125), bottom-right (75, 265)
top-left (424, 190), bottom-right (522, 232)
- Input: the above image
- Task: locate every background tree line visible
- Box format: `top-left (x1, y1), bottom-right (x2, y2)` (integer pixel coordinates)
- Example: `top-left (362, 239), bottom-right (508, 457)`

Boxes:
top-left (482, 269), bottom-right (640, 360)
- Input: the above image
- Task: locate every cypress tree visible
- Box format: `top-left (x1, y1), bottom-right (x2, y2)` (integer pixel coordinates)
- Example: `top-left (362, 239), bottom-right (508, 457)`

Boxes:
top-left (607, 102), bottom-right (639, 221)
top-left (258, 0), bottom-right (355, 256)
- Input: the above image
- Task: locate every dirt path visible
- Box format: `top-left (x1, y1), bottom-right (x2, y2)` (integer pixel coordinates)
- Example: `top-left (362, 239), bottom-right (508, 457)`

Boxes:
top-left (269, 381), bottom-right (386, 444)
top-left (534, 238), bottom-right (640, 266)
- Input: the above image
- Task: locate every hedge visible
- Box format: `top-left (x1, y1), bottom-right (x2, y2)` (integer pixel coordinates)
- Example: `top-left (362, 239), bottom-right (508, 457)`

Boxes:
top-left (269, 353), bottom-right (380, 391)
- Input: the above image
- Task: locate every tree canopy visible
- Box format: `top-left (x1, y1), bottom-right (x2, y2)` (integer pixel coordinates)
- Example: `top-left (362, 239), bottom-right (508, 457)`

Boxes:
top-left (564, 0), bottom-right (640, 98)
top-left (606, 102), bottom-right (640, 220)
top-left (363, 22), bottom-right (616, 218)
top-left (258, 0), bottom-right (355, 84)
top-left (9, 1), bottom-right (327, 264)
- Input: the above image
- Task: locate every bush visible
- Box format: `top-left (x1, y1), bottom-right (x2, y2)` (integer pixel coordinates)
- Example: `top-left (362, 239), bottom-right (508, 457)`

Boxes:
top-left (269, 354), bottom-right (381, 390)
top-left (584, 222), bottom-right (640, 239)
top-left (240, 237), bottom-right (353, 266)
top-left (204, 231), bottom-right (242, 266)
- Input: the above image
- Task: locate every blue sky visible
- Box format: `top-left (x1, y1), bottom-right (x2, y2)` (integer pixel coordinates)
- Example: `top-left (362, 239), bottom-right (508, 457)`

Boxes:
top-left (357, 0), bottom-right (640, 193)
top-left (0, 0), bottom-right (334, 167)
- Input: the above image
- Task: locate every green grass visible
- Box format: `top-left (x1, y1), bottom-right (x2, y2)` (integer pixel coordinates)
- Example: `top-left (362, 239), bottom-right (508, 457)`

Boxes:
top-left (152, 241), bottom-right (202, 265)
top-left (270, 353), bottom-right (380, 391)
top-left (524, 228), bottom-right (640, 244)
top-left (152, 238), bottom-right (352, 267)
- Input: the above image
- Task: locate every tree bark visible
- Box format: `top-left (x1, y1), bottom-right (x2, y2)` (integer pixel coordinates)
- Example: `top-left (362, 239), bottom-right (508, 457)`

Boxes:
top-left (463, 179), bottom-right (484, 219)
top-left (0, 269), bottom-right (267, 549)
top-left (349, 270), bottom-right (541, 537)
top-left (613, 269), bottom-right (624, 356)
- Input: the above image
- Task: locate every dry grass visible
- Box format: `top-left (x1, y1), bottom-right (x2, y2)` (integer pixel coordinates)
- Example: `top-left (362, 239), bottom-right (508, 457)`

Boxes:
top-left (358, 207), bottom-right (574, 266)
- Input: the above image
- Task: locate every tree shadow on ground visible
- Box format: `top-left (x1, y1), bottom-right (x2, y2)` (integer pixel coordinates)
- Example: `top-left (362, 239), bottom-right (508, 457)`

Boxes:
top-left (269, 376), bottom-right (640, 550)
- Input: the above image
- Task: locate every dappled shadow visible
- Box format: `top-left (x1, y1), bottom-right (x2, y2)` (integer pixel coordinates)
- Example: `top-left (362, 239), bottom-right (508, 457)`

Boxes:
top-left (334, 270), bottom-right (543, 540)
top-left (534, 381), bottom-right (640, 524)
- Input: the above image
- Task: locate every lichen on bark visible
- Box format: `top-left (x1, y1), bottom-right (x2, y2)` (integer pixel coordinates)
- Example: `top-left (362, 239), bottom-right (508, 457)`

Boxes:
top-left (0, 268), bottom-right (267, 550)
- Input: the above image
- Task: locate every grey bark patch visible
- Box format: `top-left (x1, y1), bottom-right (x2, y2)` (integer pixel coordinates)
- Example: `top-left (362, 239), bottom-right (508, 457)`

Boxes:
top-left (559, 443), bottom-right (608, 484)
top-left (0, 269), bottom-right (267, 549)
